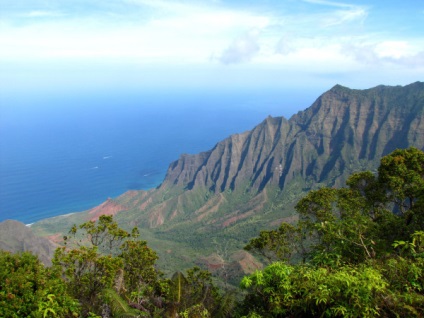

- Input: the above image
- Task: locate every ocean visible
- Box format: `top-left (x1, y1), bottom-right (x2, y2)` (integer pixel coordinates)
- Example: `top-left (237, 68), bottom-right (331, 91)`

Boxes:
top-left (0, 88), bottom-right (317, 224)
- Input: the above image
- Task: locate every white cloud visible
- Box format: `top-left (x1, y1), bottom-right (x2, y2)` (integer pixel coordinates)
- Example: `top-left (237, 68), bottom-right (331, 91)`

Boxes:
top-left (124, 0), bottom-right (193, 13)
top-left (320, 7), bottom-right (367, 27)
top-left (375, 41), bottom-right (412, 59)
top-left (0, 1), bottom-right (272, 65)
top-left (341, 42), bottom-right (380, 65)
top-left (218, 29), bottom-right (261, 64)
top-left (341, 40), bottom-right (424, 68)
top-left (21, 11), bottom-right (64, 18)
top-left (275, 36), bottom-right (295, 55)
top-left (301, 0), bottom-right (368, 27)
top-left (303, 0), bottom-right (357, 9)
top-left (0, 0), bottom-right (422, 86)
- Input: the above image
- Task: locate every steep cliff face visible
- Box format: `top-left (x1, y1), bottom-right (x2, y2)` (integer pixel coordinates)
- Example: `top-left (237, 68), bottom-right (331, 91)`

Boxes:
top-left (161, 115), bottom-right (288, 192)
top-left (161, 82), bottom-right (424, 194)
top-left (97, 81), bottom-right (423, 232)
top-left (31, 82), bottom-right (424, 273)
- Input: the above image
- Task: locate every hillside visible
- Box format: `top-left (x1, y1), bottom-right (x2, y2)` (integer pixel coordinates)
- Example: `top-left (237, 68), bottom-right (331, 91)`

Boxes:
top-left (31, 82), bottom-right (424, 277)
top-left (0, 220), bottom-right (57, 265)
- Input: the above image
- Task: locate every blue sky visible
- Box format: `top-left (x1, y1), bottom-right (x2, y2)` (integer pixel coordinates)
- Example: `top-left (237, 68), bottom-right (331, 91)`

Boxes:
top-left (0, 0), bottom-right (423, 95)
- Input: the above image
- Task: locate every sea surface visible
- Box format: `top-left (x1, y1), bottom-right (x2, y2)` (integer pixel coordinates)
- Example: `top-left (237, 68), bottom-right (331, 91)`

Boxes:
top-left (0, 88), bottom-right (318, 224)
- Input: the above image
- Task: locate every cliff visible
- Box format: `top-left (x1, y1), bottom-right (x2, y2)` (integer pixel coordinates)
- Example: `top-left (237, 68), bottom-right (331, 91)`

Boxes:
top-left (30, 81), bottom-right (424, 275)
top-left (162, 82), bottom-right (424, 193)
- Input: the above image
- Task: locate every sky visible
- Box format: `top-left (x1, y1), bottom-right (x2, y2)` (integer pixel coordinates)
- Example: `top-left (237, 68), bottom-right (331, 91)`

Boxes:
top-left (0, 0), bottom-right (423, 97)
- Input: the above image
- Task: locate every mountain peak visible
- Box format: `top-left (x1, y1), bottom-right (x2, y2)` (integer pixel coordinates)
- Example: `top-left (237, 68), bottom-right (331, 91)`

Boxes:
top-left (161, 82), bottom-right (424, 196)
top-left (330, 84), bottom-right (349, 91)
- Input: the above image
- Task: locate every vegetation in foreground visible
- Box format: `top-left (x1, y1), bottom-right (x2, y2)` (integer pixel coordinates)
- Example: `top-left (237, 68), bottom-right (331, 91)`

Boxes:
top-left (242, 147), bottom-right (424, 317)
top-left (1, 147), bottom-right (424, 317)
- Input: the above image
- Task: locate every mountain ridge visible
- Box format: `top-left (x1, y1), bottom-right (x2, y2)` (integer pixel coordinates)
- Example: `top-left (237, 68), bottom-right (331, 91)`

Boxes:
top-left (160, 81), bottom-right (424, 194)
top-left (27, 81), bottom-right (424, 276)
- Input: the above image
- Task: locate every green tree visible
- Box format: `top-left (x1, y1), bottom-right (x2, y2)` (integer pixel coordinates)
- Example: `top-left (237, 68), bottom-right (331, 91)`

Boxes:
top-left (54, 215), bottom-right (162, 317)
top-left (247, 147), bottom-right (424, 265)
top-left (240, 262), bottom-right (388, 318)
top-left (378, 147), bottom-right (424, 229)
top-left (244, 223), bottom-right (300, 263)
top-left (241, 147), bottom-right (424, 317)
top-left (296, 187), bottom-right (379, 264)
top-left (120, 239), bottom-right (166, 314)
top-left (378, 147), bottom-right (424, 213)
top-left (0, 250), bottom-right (80, 318)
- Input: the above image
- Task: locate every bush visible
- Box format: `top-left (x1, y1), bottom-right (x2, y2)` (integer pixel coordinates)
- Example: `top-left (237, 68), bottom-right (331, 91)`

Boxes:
top-left (0, 250), bottom-right (80, 317)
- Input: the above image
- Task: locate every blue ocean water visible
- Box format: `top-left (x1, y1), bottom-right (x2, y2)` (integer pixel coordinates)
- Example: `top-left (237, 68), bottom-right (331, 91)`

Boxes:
top-left (0, 89), bottom-right (317, 224)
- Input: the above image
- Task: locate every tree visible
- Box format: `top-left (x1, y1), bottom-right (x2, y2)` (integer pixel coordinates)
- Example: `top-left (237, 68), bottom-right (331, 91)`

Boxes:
top-left (240, 262), bottom-right (388, 318)
top-left (244, 223), bottom-right (300, 263)
top-left (0, 250), bottom-right (80, 318)
top-left (120, 239), bottom-right (165, 314)
top-left (296, 187), bottom-right (379, 264)
top-left (378, 147), bottom-right (424, 213)
top-left (53, 215), bottom-right (162, 317)
top-left (378, 147), bottom-right (424, 229)
top-left (246, 147), bottom-right (424, 265)
top-left (241, 147), bottom-right (424, 317)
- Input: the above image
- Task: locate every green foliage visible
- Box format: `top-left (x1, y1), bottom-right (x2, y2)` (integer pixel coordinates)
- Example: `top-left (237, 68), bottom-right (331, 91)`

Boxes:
top-left (102, 288), bottom-right (147, 318)
top-left (66, 215), bottom-right (133, 254)
top-left (346, 170), bottom-right (386, 216)
top-left (169, 271), bottom-right (188, 307)
top-left (4, 147), bottom-right (423, 317)
top-left (214, 290), bottom-right (239, 318)
top-left (54, 215), bottom-right (162, 317)
top-left (166, 267), bottom-right (222, 317)
top-left (241, 147), bottom-right (424, 317)
top-left (392, 230), bottom-right (424, 259)
top-left (244, 223), bottom-right (300, 263)
top-left (297, 187), bottom-right (381, 263)
top-left (179, 304), bottom-right (210, 318)
top-left (378, 147), bottom-right (424, 215)
top-left (120, 239), bottom-right (160, 294)
top-left (0, 250), bottom-right (80, 318)
top-left (54, 245), bottom-right (123, 314)
top-left (240, 262), bottom-right (388, 317)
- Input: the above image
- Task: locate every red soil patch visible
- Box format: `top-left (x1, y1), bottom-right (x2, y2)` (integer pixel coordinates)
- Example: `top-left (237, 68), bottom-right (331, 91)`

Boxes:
top-left (88, 198), bottom-right (128, 221)
top-left (222, 211), bottom-right (254, 228)
top-left (195, 194), bottom-right (225, 222)
top-left (138, 197), bottom-right (153, 211)
top-left (47, 233), bottom-right (64, 244)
